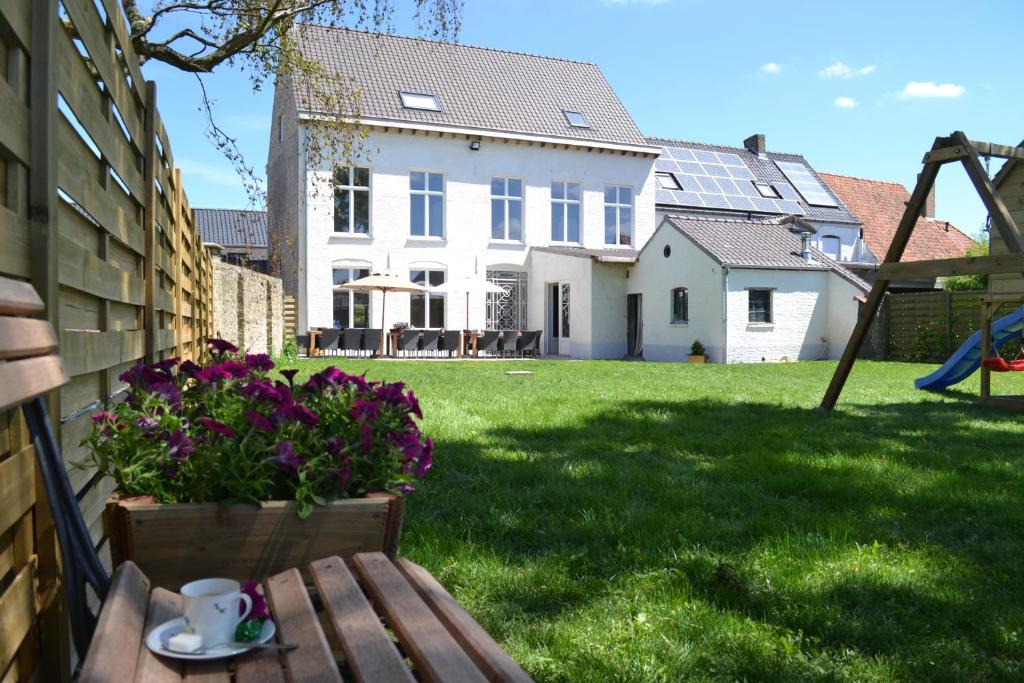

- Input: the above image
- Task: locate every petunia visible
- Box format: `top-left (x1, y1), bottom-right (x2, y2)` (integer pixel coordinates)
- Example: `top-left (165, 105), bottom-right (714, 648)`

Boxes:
top-left (281, 404), bottom-right (318, 427)
top-left (197, 417), bottom-right (236, 439)
top-left (150, 382), bottom-right (182, 408)
top-left (326, 436), bottom-right (345, 456)
top-left (416, 438), bottom-right (434, 478)
top-left (375, 381), bottom-right (406, 407)
top-left (399, 483), bottom-right (416, 494)
top-left (206, 338), bottom-right (239, 354)
top-left (136, 416), bottom-right (159, 431)
top-left (327, 455), bottom-right (351, 492)
top-left (240, 581), bottom-right (270, 620)
top-left (349, 400), bottom-right (380, 421)
top-left (270, 440), bottom-right (303, 473)
top-left (178, 360), bottom-right (201, 378)
top-left (245, 410), bottom-right (274, 433)
top-left (220, 361), bottom-right (249, 379)
top-left (195, 364), bottom-right (231, 384)
top-left (166, 430), bottom-right (194, 462)
top-left (245, 354), bottom-right (274, 373)
top-left (404, 390), bottom-right (423, 419)
top-left (280, 369), bottom-right (299, 387)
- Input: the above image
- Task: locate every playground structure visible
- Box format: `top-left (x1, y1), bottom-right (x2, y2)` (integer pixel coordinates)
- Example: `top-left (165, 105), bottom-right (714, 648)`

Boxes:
top-left (821, 132), bottom-right (1024, 410)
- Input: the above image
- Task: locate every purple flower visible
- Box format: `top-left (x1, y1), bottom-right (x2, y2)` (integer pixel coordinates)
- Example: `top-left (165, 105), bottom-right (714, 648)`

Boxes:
top-left (152, 357), bottom-right (180, 372)
top-left (280, 404), bottom-right (318, 427)
top-left (195, 364), bottom-right (231, 384)
top-left (280, 369), bottom-right (299, 387)
top-left (245, 410), bottom-right (274, 433)
top-left (417, 438), bottom-right (434, 478)
top-left (350, 400), bottom-right (380, 421)
top-left (207, 338), bottom-right (239, 354)
top-left (241, 581), bottom-right (270, 620)
top-left (150, 382), bottom-right (181, 408)
top-left (178, 360), bottom-right (201, 378)
top-left (91, 411), bottom-right (113, 425)
top-left (376, 382), bottom-right (406, 406)
top-left (360, 424), bottom-right (373, 454)
top-left (197, 417), bottom-right (236, 439)
top-left (245, 354), bottom-right (274, 373)
top-left (405, 390), bottom-right (423, 419)
top-left (220, 361), bottom-right (249, 379)
top-left (166, 430), bottom-right (194, 462)
top-left (327, 436), bottom-right (345, 456)
top-left (270, 440), bottom-right (303, 473)
top-left (136, 416), bottom-right (159, 431)
top-left (389, 431), bottom-right (423, 461)
top-left (399, 483), bottom-right (416, 494)
top-left (327, 455), bottom-right (351, 492)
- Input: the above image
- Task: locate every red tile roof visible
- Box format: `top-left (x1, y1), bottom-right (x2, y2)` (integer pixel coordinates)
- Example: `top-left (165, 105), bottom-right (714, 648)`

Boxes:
top-left (819, 172), bottom-right (975, 262)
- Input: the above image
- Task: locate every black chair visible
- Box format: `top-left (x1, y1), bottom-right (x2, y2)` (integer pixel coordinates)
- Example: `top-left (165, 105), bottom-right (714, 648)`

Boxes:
top-left (398, 330), bottom-right (421, 358)
top-left (477, 330), bottom-right (500, 357)
top-left (295, 334), bottom-right (310, 357)
top-left (517, 330), bottom-right (540, 358)
top-left (362, 329), bottom-right (382, 357)
top-left (420, 330), bottom-right (440, 357)
top-left (342, 328), bottom-right (362, 357)
top-left (440, 330), bottom-right (462, 358)
top-left (318, 329), bottom-right (341, 356)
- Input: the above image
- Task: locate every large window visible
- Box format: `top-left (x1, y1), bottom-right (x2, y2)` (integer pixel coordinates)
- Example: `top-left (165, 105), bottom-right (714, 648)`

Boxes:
top-left (821, 235), bottom-right (841, 260)
top-left (410, 171), bottom-right (444, 238)
top-left (604, 185), bottom-right (633, 246)
top-left (334, 166), bottom-right (370, 234)
top-left (332, 267), bottom-right (370, 328)
top-left (551, 181), bottom-right (581, 243)
top-left (491, 177), bottom-right (523, 241)
top-left (748, 289), bottom-right (773, 324)
top-left (671, 287), bottom-right (688, 324)
top-left (410, 270), bottom-right (445, 328)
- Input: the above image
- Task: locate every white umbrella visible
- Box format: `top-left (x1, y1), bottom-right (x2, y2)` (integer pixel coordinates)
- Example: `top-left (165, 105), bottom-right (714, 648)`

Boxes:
top-left (431, 277), bottom-right (505, 329)
top-left (339, 273), bottom-right (427, 354)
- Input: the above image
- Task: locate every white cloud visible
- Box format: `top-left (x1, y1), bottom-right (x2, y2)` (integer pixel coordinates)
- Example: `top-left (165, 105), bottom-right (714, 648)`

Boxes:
top-left (820, 61), bottom-right (876, 78)
top-left (834, 96), bottom-right (857, 109)
top-left (759, 62), bottom-right (781, 75)
top-left (898, 81), bottom-right (966, 99)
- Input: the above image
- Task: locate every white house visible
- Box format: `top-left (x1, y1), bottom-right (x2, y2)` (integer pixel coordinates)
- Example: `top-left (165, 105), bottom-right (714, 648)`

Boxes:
top-left (267, 27), bottom-right (660, 356)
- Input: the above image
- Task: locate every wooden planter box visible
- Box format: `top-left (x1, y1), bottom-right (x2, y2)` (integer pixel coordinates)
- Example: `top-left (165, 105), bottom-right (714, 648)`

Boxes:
top-left (688, 355), bottom-right (706, 364)
top-left (104, 493), bottom-right (404, 590)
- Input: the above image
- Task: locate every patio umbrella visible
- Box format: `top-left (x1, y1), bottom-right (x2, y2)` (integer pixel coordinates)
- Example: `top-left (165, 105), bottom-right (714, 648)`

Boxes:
top-left (338, 273), bottom-right (427, 355)
top-left (431, 276), bottom-right (505, 329)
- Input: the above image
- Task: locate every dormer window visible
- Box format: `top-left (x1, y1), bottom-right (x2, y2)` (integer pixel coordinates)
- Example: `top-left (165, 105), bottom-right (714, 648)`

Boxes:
top-left (399, 91), bottom-right (440, 111)
top-left (656, 172), bottom-right (681, 190)
top-left (753, 181), bottom-right (780, 198)
top-left (563, 110), bottom-right (589, 128)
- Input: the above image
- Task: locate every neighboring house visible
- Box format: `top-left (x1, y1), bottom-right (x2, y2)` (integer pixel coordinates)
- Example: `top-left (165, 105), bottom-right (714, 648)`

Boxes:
top-left (984, 143), bottom-right (1024, 295)
top-left (194, 208), bottom-right (269, 273)
top-left (819, 172), bottom-right (974, 290)
top-left (267, 27), bottom-right (659, 356)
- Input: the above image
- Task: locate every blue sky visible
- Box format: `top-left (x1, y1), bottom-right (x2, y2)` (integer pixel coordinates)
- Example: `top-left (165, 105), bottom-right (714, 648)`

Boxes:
top-left (144, 0), bottom-right (1022, 238)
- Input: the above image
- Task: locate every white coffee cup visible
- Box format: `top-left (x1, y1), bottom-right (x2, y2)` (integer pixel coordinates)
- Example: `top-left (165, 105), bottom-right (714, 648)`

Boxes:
top-left (180, 578), bottom-right (253, 646)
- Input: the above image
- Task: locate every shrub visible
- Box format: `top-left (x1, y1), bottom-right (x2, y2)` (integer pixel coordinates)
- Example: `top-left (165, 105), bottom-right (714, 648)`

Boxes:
top-left (690, 339), bottom-right (706, 356)
top-left (83, 339), bottom-right (432, 518)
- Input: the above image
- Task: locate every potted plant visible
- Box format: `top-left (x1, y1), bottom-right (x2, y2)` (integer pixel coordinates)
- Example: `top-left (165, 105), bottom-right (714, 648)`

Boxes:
top-left (688, 340), bottom-right (707, 364)
top-left (88, 339), bottom-right (432, 589)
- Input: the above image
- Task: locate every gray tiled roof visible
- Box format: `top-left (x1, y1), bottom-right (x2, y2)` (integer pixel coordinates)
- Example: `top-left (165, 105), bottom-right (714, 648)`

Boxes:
top-left (290, 27), bottom-right (653, 150)
top-left (194, 208), bottom-right (268, 247)
top-left (648, 137), bottom-right (860, 225)
top-left (662, 214), bottom-right (870, 291)
top-left (531, 245), bottom-right (638, 263)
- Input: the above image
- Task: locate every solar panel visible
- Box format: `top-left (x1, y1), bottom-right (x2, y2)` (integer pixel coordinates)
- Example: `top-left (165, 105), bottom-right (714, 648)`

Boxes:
top-left (774, 161), bottom-right (838, 207)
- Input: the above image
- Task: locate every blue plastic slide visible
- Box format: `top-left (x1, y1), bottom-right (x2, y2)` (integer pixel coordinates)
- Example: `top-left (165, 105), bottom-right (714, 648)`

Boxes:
top-left (915, 305), bottom-right (1024, 391)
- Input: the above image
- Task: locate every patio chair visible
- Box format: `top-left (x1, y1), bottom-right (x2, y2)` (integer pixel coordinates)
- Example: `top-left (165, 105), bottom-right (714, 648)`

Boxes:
top-left (398, 330), bottom-right (421, 358)
top-left (0, 277), bottom-right (110, 660)
top-left (420, 330), bottom-right (440, 358)
top-left (318, 329), bottom-right (341, 356)
top-left (362, 329), bottom-right (383, 357)
top-left (517, 330), bottom-right (540, 358)
top-left (477, 330), bottom-right (500, 357)
top-left (440, 330), bottom-right (463, 358)
top-left (342, 328), bottom-right (362, 357)
top-left (295, 334), bottom-right (310, 357)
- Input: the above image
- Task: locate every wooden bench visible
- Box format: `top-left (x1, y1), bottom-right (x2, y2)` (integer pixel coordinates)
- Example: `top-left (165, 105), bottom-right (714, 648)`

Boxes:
top-left (79, 553), bottom-right (533, 682)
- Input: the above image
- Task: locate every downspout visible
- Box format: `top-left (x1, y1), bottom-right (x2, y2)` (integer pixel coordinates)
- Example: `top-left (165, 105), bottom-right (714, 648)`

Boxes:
top-left (721, 266), bottom-right (729, 364)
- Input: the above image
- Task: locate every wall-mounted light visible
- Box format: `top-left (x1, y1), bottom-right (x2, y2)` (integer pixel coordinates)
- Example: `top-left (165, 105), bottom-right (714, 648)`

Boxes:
top-left (469, 140), bottom-right (481, 151)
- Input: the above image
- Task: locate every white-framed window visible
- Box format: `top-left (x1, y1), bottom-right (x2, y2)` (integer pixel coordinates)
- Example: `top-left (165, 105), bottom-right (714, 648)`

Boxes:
top-left (748, 288), bottom-right (773, 324)
top-left (410, 269), bottom-right (446, 328)
top-left (821, 235), bottom-right (841, 260)
top-left (400, 91), bottom-right (441, 111)
top-left (655, 172), bottom-right (681, 190)
top-left (564, 110), bottom-right (589, 128)
top-left (604, 185), bottom-right (633, 246)
top-left (753, 181), bottom-right (780, 198)
top-left (333, 166), bottom-right (370, 234)
top-left (671, 287), bottom-right (688, 324)
top-left (550, 181), bottom-right (581, 243)
top-left (410, 171), bottom-right (444, 238)
top-left (332, 267), bottom-right (370, 328)
top-left (490, 177), bottom-right (523, 241)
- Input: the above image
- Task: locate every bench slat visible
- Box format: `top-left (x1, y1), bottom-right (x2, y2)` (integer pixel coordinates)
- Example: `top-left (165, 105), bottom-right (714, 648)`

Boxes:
top-left (79, 561), bottom-right (151, 683)
top-left (353, 553), bottom-right (487, 683)
top-left (264, 568), bottom-right (342, 683)
top-left (0, 318), bottom-right (58, 361)
top-left (310, 556), bottom-right (414, 683)
top-left (183, 661), bottom-right (231, 682)
top-left (235, 647), bottom-right (287, 683)
top-left (0, 356), bottom-right (69, 412)
top-left (397, 560), bottom-right (533, 683)
top-left (133, 588), bottom-right (183, 683)
top-left (0, 277), bottom-right (44, 315)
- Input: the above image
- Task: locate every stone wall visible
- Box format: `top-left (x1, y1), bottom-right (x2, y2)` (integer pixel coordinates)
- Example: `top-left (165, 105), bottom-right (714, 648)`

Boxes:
top-left (212, 260), bottom-right (285, 354)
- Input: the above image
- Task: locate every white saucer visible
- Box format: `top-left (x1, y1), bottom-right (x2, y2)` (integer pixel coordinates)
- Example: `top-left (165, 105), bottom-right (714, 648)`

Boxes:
top-left (146, 617), bottom-right (276, 661)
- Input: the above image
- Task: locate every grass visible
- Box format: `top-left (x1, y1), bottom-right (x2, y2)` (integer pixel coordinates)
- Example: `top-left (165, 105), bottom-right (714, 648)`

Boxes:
top-left (288, 358), bottom-right (1024, 681)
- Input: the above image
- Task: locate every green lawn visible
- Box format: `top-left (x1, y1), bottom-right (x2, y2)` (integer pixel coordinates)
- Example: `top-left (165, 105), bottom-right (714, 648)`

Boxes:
top-left (289, 358), bottom-right (1024, 682)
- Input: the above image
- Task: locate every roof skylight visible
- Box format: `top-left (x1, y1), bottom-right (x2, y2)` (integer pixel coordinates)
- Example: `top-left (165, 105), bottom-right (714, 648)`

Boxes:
top-left (563, 110), bottom-right (589, 128)
top-left (656, 172), bottom-right (681, 190)
top-left (399, 91), bottom-right (441, 112)
top-left (753, 182), bottom-right (780, 198)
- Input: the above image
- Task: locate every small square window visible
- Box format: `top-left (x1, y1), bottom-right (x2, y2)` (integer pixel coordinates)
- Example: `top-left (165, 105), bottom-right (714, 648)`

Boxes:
top-left (748, 289), bottom-right (773, 324)
top-left (671, 287), bottom-right (688, 324)
top-left (564, 110), bottom-right (589, 128)
top-left (656, 172), bottom-right (681, 190)
top-left (753, 182), bottom-right (780, 198)
top-left (399, 91), bottom-right (441, 111)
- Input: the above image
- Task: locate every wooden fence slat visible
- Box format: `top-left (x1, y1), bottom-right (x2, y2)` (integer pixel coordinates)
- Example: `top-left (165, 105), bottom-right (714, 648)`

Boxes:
top-left (58, 234), bottom-right (145, 306)
top-left (0, 446), bottom-right (36, 535)
top-left (0, 78), bottom-right (30, 164)
top-left (0, 565), bottom-right (35, 673)
top-left (61, 330), bottom-right (145, 376)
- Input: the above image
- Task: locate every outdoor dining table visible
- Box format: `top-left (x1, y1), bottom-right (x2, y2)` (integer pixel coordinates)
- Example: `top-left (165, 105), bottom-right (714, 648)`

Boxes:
top-left (79, 552), bottom-right (533, 683)
top-left (307, 329), bottom-right (321, 357)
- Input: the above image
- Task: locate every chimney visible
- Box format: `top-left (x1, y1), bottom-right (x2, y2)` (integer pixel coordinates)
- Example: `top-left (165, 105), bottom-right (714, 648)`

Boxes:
top-left (744, 133), bottom-right (766, 157)
top-left (917, 172), bottom-right (936, 218)
top-left (800, 232), bottom-right (813, 262)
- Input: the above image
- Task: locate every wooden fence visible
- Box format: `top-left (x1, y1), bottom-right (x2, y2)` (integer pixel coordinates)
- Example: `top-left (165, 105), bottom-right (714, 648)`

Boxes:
top-left (882, 291), bottom-right (985, 363)
top-left (0, 0), bottom-right (213, 679)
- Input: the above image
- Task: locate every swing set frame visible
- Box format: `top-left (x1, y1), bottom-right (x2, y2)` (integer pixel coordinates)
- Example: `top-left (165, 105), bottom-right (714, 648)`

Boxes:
top-left (979, 294), bottom-right (1024, 409)
top-left (820, 131), bottom-right (1024, 411)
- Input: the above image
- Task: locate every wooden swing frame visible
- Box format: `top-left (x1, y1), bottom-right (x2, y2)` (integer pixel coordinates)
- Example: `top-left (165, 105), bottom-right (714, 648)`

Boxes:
top-left (820, 131), bottom-right (1024, 411)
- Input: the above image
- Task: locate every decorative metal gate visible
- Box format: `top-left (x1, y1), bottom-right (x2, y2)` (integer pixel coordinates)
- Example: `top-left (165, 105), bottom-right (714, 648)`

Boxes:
top-left (486, 270), bottom-right (528, 330)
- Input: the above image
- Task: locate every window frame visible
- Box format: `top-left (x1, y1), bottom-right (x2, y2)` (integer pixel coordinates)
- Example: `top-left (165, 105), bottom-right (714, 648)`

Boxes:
top-left (399, 91), bottom-right (441, 112)
top-left (490, 176), bottom-right (525, 243)
top-left (550, 180), bottom-right (582, 245)
top-left (409, 268), bottom-right (447, 328)
top-left (333, 165), bottom-right (371, 235)
top-left (655, 172), bottom-right (681, 190)
top-left (563, 110), bottom-right (589, 128)
top-left (332, 266), bottom-right (371, 328)
top-left (753, 181), bottom-right (780, 198)
top-left (747, 288), bottom-right (774, 324)
top-left (821, 235), bottom-right (841, 260)
top-left (604, 184), bottom-right (634, 247)
top-left (670, 287), bottom-right (689, 325)
top-left (409, 170), bottom-right (445, 239)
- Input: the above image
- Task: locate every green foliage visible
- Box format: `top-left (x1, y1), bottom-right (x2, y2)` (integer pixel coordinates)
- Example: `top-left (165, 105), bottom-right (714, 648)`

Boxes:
top-left (690, 339), bottom-right (706, 356)
top-left (279, 336), bottom-right (299, 364)
top-left (943, 238), bottom-right (989, 291)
